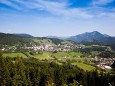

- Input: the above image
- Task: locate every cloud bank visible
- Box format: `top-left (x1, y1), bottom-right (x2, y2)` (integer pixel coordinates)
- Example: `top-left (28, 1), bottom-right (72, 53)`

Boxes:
top-left (0, 0), bottom-right (115, 19)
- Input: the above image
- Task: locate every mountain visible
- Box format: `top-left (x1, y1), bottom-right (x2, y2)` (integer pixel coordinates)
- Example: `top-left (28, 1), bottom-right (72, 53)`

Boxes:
top-left (0, 33), bottom-right (24, 46)
top-left (13, 34), bottom-right (34, 38)
top-left (1, 31), bottom-right (115, 46)
top-left (45, 36), bottom-right (59, 38)
top-left (67, 31), bottom-right (115, 45)
top-left (0, 32), bottom-right (77, 47)
top-left (45, 36), bottom-right (67, 40)
top-left (103, 34), bottom-right (110, 37)
top-left (67, 31), bottom-right (107, 42)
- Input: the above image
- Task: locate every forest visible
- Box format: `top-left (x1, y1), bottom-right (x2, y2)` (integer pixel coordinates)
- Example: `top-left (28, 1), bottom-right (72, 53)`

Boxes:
top-left (0, 55), bottom-right (115, 86)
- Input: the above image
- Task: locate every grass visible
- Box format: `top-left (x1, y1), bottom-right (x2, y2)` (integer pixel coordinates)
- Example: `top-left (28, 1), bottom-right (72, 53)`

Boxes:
top-left (2, 51), bottom-right (83, 60)
top-left (51, 52), bottom-right (82, 58)
top-left (2, 52), bottom-right (89, 62)
top-left (3, 53), bottom-right (27, 58)
top-left (68, 52), bottom-right (82, 57)
top-left (55, 61), bottom-right (63, 65)
top-left (91, 51), bottom-right (100, 56)
top-left (32, 38), bottom-right (54, 45)
top-left (34, 52), bottom-right (53, 60)
top-left (2, 52), bottom-right (97, 71)
top-left (71, 62), bottom-right (96, 71)
top-left (52, 52), bottom-right (69, 58)
top-left (85, 46), bottom-right (92, 48)
top-left (24, 52), bottom-right (34, 57)
top-left (61, 41), bottom-right (73, 45)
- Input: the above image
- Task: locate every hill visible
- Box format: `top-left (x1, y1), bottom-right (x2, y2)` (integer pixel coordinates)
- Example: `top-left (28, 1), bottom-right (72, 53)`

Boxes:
top-left (67, 31), bottom-right (108, 42)
top-left (67, 31), bottom-right (115, 45)
top-left (0, 32), bottom-right (77, 47)
top-left (0, 33), bottom-right (24, 46)
top-left (13, 33), bottom-right (34, 38)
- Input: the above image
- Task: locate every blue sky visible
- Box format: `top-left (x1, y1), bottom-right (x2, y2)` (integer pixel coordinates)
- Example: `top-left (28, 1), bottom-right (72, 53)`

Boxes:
top-left (0, 0), bottom-right (115, 37)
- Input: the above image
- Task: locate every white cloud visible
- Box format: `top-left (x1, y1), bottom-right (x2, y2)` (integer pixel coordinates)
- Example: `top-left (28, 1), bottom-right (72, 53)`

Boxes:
top-left (0, 0), bottom-right (115, 19)
top-left (0, 0), bottom-right (21, 10)
top-left (27, 0), bottom-right (94, 18)
top-left (0, 0), bottom-right (93, 18)
top-left (92, 0), bottom-right (114, 6)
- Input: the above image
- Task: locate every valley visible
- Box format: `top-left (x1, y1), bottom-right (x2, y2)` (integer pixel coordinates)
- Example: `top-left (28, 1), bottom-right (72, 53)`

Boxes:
top-left (0, 32), bottom-right (115, 86)
top-left (1, 32), bottom-right (115, 70)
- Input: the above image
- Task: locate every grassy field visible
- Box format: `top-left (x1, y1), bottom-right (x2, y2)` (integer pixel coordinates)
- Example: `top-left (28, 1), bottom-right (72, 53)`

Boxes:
top-left (2, 52), bottom-right (97, 71)
top-left (3, 53), bottom-right (27, 58)
top-left (2, 51), bottom-right (83, 59)
top-left (91, 51), bottom-right (101, 56)
top-left (52, 52), bottom-right (69, 58)
top-left (71, 62), bottom-right (96, 71)
top-left (51, 52), bottom-right (82, 58)
top-left (68, 52), bottom-right (82, 57)
top-left (32, 38), bottom-right (54, 45)
top-left (24, 52), bottom-right (34, 57)
top-left (34, 52), bottom-right (53, 60)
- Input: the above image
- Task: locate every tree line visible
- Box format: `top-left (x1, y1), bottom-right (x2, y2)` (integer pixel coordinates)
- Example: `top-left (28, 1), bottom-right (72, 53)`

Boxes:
top-left (0, 56), bottom-right (115, 86)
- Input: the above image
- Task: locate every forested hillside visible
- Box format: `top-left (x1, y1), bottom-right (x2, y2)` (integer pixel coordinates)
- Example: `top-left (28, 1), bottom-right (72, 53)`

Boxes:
top-left (0, 33), bottom-right (24, 46)
top-left (67, 31), bottom-right (115, 46)
top-left (0, 33), bottom-right (76, 47)
top-left (0, 56), bottom-right (115, 86)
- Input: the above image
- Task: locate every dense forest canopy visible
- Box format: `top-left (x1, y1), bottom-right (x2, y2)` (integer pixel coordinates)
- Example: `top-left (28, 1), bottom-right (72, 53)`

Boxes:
top-left (0, 56), bottom-right (115, 86)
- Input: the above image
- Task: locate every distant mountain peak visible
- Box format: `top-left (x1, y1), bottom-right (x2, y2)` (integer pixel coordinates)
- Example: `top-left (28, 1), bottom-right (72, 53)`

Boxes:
top-left (91, 31), bottom-right (101, 34)
top-left (45, 36), bottom-right (58, 38)
top-left (67, 31), bottom-right (111, 42)
top-left (92, 31), bottom-right (100, 33)
top-left (13, 33), bottom-right (34, 38)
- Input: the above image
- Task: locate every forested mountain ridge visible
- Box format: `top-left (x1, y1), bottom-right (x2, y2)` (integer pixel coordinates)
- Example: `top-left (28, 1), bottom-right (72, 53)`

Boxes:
top-left (67, 31), bottom-right (106, 42)
top-left (1, 31), bottom-right (115, 46)
top-left (0, 33), bottom-right (24, 46)
top-left (45, 31), bottom-right (108, 41)
top-left (44, 31), bottom-right (115, 46)
top-left (13, 33), bottom-right (34, 38)
top-left (66, 31), bottom-right (115, 45)
top-left (0, 32), bottom-right (77, 46)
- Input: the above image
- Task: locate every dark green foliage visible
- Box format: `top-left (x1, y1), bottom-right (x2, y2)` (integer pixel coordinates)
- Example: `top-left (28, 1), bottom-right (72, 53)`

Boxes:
top-left (98, 37), bottom-right (115, 45)
top-left (48, 38), bottom-right (64, 45)
top-left (0, 51), bottom-right (3, 57)
top-left (0, 33), bottom-right (35, 47)
top-left (98, 51), bottom-right (115, 58)
top-left (82, 39), bottom-right (100, 46)
top-left (0, 33), bottom-right (77, 49)
top-left (0, 56), bottom-right (114, 86)
top-left (110, 44), bottom-right (115, 51)
top-left (13, 34), bottom-right (33, 38)
top-left (0, 33), bottom-right (23, 46)
top-left (77, 45), bottom-right (107, 54)
top-left (111, 61), bottom-right (115, 68)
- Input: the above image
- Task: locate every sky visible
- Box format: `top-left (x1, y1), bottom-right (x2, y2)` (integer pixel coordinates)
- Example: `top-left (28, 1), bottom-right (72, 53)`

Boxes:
top-left (0, 0), bottom-right (115, 37)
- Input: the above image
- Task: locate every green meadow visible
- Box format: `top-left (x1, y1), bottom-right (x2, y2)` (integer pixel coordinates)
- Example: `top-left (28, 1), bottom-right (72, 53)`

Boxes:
top-left (2, 52), bottom-right (27, 58)
top-left (2, 51), bottom-right (83, 60)
top-left (71, 62), bottom-right (96, 71)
